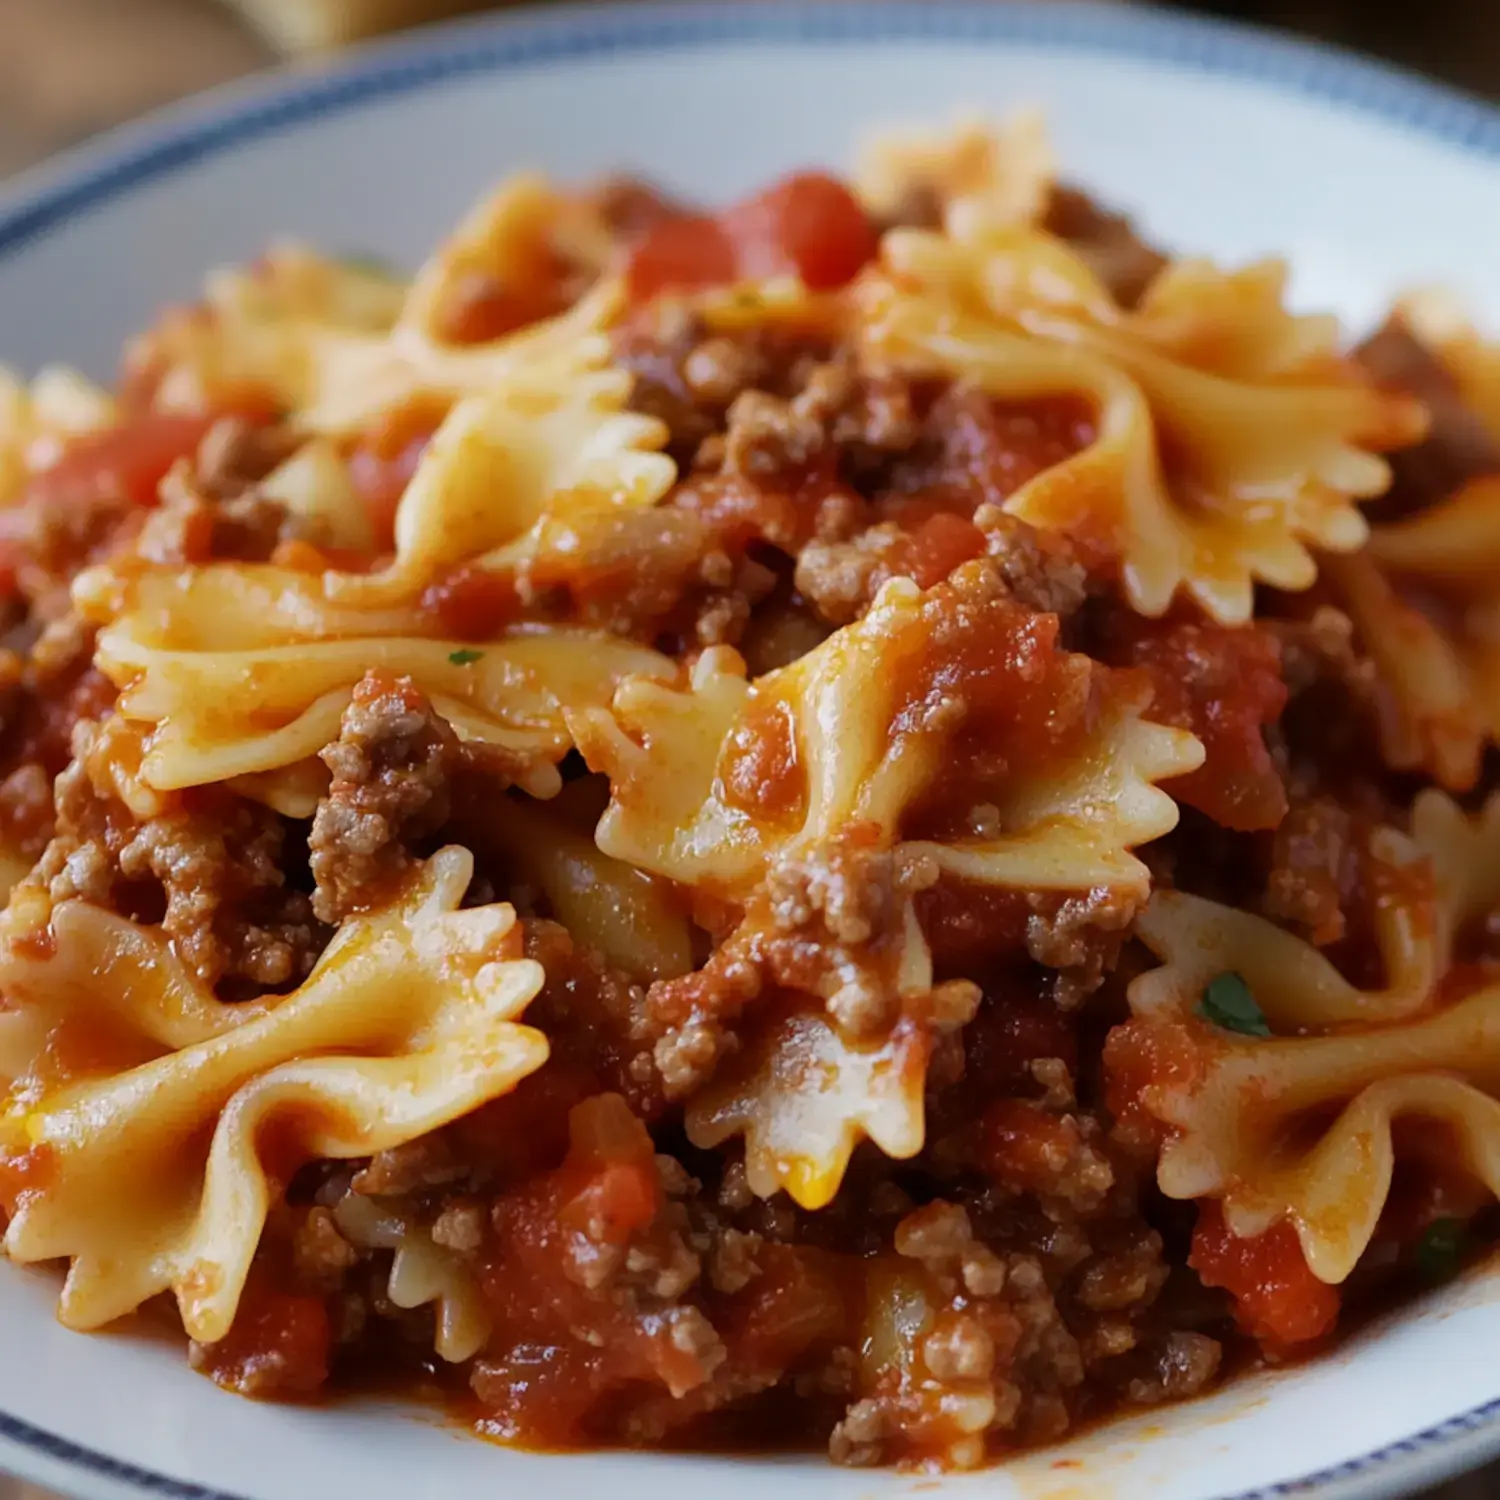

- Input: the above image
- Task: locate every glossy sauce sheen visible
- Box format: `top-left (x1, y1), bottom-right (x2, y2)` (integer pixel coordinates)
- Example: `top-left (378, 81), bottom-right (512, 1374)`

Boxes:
top-left (0, 154), bottom-right (1486, 1475)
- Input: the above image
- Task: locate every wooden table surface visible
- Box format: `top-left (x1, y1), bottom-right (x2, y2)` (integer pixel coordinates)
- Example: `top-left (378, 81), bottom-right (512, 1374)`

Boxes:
top-left (0, 2), bottom-right (1494, 1498)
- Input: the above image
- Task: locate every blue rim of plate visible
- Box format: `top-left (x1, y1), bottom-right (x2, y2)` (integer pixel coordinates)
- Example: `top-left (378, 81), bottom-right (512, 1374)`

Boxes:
top-left (1, 2), bottom-right (1499, 1498)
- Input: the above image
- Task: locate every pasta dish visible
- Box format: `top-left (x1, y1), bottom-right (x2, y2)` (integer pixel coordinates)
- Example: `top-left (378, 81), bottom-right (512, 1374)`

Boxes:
top-left (1, 114), bottom-right (1497, 1470)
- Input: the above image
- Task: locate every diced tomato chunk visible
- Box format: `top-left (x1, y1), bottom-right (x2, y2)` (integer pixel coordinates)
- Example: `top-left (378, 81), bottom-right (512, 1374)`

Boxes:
top-left (896, 511), bottom-right (986, 588)
top-left (197, 1281), bottom-right (331, 1397)
top-left (721, 171), bottom-right (877, 290)
top-left (1113, 612), bottom-right (1289, 833)
top-left (1190, 1201), bottom-right (1340, 1348)
top-left (716, 1243), bottom-right (848, 1371)
top-left (25, 412), bottom-right (225, 509)
top-left (0, 540), bottom-right (21, 597)
top-left (476, 1094), bottom-right (695, 1441)
top-left (1102, 1017), bottom-right (1204, 1142)
top-left (976, 1098), bottom-right (1085, 1197)
top-left (625, 171), bottom-right (875, 302)
top-left (561, 1160), bottom-right (660, 1245)
top-left (626, 215), bottom-right (737, 301)
top-left (419, 563), bottom-right (522, 638)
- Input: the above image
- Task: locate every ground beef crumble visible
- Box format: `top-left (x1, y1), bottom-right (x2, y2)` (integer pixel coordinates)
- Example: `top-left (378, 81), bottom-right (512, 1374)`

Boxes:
top-left (1356, 315), bottom-right (1500, 516)
top-left (644, 830), bottom-right (977, 1098)
top-left (309, 671), bottom-right (458, 924)
top-left (1043, 184), bottom-right (1169, 309)
top-left (19, 715), bottom-right (324, 990)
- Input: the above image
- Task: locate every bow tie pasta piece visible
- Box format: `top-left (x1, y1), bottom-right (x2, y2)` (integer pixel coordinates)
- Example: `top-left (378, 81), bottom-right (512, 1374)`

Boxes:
top-left (1367, 474), bottom-right (1500, 587)
top-left (578, 569), bottom-right (1200, 900)
top-left (210, 241), bottom-right (410, 330)
top-left (676, 871), bottom-right (975, 1209)
top-left (576, 565), bottom-right (1200, 1204)
top-left (1128, 258), bottom-right (1343, 381)
top-left (568, 645), bottom-right (764, 897)
top-left (465, 793), bottom-right (694, 984)
top-left (1119, 989), bottom-right (1500, 1286)
top-left (1115, 792), bottom-right (1500, 1287)
top-left (1328, 304), bottom-right (1500, 790)
top-left (1324, 543), bottom-right (1500, 794)
top-left (1329, 473), bottom-right (1500, 792)
top-left (1130, 789), bottom-right (1499, 1032)
top-left (686, 999), bottom-right (931, 1210)
top-left (861, 234), bottom-right (1423, 625)
top-left (296, 245), bottom-right (624, 439)
top-left (74, 560), bottom-right (439, 651)
top-left (127, 227), bottom-right (624, 438)
top-left (854, 112), bottom-right (1056, 232)
top-left (330, 1192), bottom-right (491, 1363)
top-left (327, 362), bottom-right (675, 604)
top-left (1130, 881), bottom-right (1441, 1033)
top-left (395, 172), bottom-right (617, 356)
top-left (0, 847), bottom-right (546, 1345)
top-left (0, 899), bottom-right (276, 1091)
top-left (881, 218), bottom-right (1355, 385)
top-left (129, 242), bottom-right (408, 417)
top-left (81, 561), bottom-right (675, 796)
top-left (1412, 788), bottom-right (1500, 958)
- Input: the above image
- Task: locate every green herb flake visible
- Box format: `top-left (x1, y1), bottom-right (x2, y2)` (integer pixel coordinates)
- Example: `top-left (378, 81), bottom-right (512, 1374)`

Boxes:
top-left (447, 649), bottom-right (484, 666)
top-left (732, 290), bottom-right (762, 310)
top-left (1197, 972), bottom-right (1272, 1038)
top-left (1416, 1218), bottom-right (1467, 1285)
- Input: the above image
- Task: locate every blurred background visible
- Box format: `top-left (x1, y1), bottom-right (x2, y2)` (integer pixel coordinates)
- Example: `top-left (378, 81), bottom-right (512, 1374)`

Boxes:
top-left (1, 0), bottom-right (1499, 181)
top-left (0, 1), bottom-right (1496, 1498)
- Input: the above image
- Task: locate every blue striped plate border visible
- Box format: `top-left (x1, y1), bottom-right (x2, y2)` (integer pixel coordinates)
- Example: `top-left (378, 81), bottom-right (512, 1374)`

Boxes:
top-left (1, 5), bottom-right (1499, 1499)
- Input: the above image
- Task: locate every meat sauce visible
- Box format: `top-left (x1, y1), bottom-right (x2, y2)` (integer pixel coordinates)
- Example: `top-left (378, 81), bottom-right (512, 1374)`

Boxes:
top-left (0, 157), bottom-right (1488, 1477)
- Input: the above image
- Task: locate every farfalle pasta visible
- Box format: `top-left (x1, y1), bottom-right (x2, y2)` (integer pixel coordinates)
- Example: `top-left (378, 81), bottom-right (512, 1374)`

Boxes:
top-left (2, 117), bottom-right (1500, 1475)
top-left (328, 359), bottom-right (678, 602)
top-left (862, 225), bottom-right (1423, 623)
top-left (0, 848), bottom-right (545, 1341)
top-left (1110, 790), bottom-right (1500, 1323)
top-left (574, 568), bottom-right (1196, 1203)
top-left (77, 560), bottom-right (675, 797)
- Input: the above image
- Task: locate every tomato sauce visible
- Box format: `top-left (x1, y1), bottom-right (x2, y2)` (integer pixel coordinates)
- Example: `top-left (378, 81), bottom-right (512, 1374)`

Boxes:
top-left (1102, 1018), bottom-right (1208, 1143)
top-left (1190, 1203), bottom-right (1341, 1348)
top-left (890, 577), bottom-right (1105, 846)
top-left (719, 695), bottom-right (803, 822)
top-left (434, 262), bottom-right (573, 346)
top-left (419, 564), bottom-right (523, 639)
top-left (197, 1274), bottom-right (332, 1397)
top-left (887, 511), bottom-right (987, 589)
top-left (881, 390), bottom-right (1098, 517)
top-left (1109, 610), bottom-right (1289, 832)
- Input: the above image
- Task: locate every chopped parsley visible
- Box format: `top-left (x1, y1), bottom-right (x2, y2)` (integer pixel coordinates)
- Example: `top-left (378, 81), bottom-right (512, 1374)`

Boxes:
top-left (1197, 972), bottom-right (1272, 1038)
top-left (447, 649), bottom-right (484, 666)
top-left (1416, 1218), bottom-right (1467, 1285)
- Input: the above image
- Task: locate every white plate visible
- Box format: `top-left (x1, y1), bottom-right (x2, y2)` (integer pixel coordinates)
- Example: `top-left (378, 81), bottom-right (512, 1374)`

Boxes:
top-left (2, 4), bottom-right (1500, 1498)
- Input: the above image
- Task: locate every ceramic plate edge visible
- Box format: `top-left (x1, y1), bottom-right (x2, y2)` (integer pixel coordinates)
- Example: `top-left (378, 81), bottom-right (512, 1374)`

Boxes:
top-left (1, 4), bottom-right (1499, 1498)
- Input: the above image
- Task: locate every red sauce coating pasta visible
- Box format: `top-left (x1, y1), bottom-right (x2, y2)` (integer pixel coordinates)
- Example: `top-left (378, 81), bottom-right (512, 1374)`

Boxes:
top-left (0, 134), bottom-right (1487, 1479)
